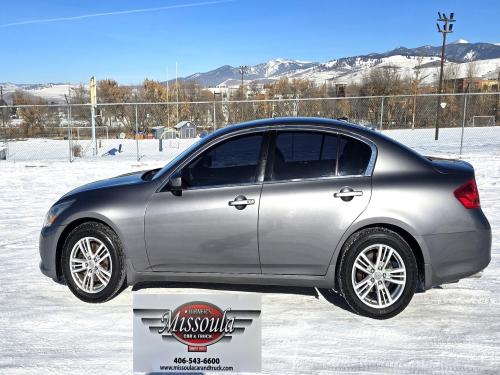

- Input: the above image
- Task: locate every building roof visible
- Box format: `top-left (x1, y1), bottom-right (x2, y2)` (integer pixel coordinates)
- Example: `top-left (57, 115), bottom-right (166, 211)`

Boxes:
top-left (174, 120), bottom-right (195, 129)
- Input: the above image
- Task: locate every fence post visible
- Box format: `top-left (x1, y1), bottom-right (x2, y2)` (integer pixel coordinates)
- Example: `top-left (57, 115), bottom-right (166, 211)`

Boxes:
top-left (379, 96), bottom-right (385, 130)
top-left (459, 93), bottom-right (468, 157)
top-left (2, 104), bottom-right (8, 159)
top-left (67, 104), bottom-right (72, 162)
top-left (213, 100), bottom-right (216, 133)
top-left (135, 104), bottom-right (140, 162)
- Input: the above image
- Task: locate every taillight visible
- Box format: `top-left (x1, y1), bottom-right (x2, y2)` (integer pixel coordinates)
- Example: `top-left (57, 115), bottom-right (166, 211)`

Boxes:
top-left (454, 178), bottom-right (480, 209)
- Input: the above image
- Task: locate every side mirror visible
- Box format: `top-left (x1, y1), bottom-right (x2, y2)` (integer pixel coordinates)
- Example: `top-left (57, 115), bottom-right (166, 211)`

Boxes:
top-left (167, 176), bottom-right (183, 196)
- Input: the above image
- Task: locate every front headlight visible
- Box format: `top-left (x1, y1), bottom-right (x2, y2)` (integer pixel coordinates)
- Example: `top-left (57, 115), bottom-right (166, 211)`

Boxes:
top-left (43, 200), bottom-right (74, 227)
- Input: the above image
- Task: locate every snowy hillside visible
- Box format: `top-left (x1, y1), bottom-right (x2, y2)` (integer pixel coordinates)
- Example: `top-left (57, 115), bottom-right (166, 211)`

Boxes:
top-left (300, 55), bottom-right (500, 86)
top-left (0, 83), bottom-right (80, 104)
top-left (184, 41), bottom-right (500, 87)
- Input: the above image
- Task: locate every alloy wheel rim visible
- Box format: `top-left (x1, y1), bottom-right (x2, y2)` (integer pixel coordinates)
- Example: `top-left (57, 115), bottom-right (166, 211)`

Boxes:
top-left (351, 244), bottom-right (406, 309)
top-left (69, 237), bottom-right (112, 294)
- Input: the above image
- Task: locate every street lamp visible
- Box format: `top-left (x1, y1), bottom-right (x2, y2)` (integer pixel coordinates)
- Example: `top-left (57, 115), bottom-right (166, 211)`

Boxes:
top-left (239, 65), bottom-right (248, 97)
top-left (435, 11), bottom-right (455, 140)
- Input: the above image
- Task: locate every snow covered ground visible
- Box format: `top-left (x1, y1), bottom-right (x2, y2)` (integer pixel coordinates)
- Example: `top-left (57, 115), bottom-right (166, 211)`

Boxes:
top-left (4, 125), bottom-right (500, 162)
top-left (0, 128), bottom-right (499, 374)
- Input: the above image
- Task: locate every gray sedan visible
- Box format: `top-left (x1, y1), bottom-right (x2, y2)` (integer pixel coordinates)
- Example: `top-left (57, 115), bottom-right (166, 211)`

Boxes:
top-left (39, 117), bottom-right (491, 319)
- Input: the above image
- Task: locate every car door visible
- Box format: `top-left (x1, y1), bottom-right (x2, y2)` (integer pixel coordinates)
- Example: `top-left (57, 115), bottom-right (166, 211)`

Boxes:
top-left (144, 132), bottom-right (266, 273)
top-left (258, 130), bottom-right (374, 275)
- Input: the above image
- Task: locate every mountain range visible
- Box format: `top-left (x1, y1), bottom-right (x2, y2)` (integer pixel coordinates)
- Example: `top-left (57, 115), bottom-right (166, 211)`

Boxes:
top-left (1, 41), bottom-right (499, 104)
top-left (181, 41), bottom-right (500, 87)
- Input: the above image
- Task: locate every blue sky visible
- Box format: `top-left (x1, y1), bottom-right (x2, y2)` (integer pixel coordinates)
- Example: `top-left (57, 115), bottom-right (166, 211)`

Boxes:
top-left (1, 0), bottom-right (499, 84)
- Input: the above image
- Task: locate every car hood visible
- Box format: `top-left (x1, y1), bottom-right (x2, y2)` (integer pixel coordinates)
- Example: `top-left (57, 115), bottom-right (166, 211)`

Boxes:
top-left (61, 170), bottom-right (146, 199)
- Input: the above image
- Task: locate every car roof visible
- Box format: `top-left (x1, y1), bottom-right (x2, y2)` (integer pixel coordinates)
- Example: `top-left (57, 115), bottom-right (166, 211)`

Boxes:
top-left (209, 117), bottom-right (432, 172)
top-left (155, 117), bottom-right (431, 180)
top-left (214, 117), bottom-right (367, 136)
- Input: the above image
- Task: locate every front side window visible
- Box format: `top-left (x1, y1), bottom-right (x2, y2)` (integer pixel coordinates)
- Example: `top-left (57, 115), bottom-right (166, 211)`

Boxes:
top-left (270, 131), bottom-right (338, 181)
top-left (182, 133), bottom-right (263, 188)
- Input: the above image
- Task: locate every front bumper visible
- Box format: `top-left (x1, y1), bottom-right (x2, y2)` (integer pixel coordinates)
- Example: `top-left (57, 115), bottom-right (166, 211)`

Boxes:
top-left (39, 224), bottom-right (66, 282)
top-left (423, 229), bottom-right (491, 288)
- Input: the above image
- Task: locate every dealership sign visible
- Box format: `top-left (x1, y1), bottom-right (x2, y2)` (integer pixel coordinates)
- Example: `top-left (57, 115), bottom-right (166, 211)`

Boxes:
top-left (133, 293), bottom-right (261, 373)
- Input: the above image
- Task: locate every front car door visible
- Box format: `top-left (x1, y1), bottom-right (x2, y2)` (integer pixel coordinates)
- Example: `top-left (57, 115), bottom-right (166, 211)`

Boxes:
top-left (258, 129), bottom-right (375, 275)
top-left (145, 131), bottom-right (267, 273)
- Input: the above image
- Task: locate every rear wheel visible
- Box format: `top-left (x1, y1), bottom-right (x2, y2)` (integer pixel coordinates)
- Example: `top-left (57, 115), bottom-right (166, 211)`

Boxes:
top-left (61, 222), bottom-right (126, 303)
top-left (338, 227), bottom-right (417, 319)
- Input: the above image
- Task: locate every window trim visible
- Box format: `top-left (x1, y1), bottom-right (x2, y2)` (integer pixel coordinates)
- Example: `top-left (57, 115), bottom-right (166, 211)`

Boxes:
top-left (265, 128), bottom-right (376, 184)
top-left (157, 125), bottom-right (377, 192)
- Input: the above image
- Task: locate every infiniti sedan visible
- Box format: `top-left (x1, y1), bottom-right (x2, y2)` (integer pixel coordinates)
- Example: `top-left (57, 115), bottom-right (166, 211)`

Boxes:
top-left (40, 117), bottom-right (491, 319)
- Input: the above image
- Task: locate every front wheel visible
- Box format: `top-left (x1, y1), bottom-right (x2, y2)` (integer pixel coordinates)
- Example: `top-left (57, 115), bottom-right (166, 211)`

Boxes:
top-left (338, 228), bottom-right (417, 319)
top-left (61, 222), bottom-right (126, 303)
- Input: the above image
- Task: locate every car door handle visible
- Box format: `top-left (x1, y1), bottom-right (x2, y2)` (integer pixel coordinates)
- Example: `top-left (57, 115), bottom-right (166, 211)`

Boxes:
top-left (229, 199), bottom-right (255, 206)
top-left (334, 191), bottom-right (363, 198)
top-left (228, 195), bottom-right (255, 210)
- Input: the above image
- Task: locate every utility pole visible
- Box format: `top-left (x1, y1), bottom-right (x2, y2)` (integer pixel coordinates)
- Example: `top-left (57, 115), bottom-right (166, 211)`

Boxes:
top-left (166, 66), bottom-right (169, 128)
top-left (435, 11), bottom-right (455, 140)
top-left (239, 65), bottom-right (248, 97)
top-left (176, 62), bottom-right (179, 123)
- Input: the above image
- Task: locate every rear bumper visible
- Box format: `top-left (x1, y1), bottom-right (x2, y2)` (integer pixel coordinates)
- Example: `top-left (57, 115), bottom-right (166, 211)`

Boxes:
top-left (39, 225), bottom-right (66, 282)
top-left (423, 229), bottom-right (491, 289)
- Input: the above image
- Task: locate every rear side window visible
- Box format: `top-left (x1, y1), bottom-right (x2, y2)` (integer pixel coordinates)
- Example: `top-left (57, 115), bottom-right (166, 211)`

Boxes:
top-left (270, 131), bottom-right (338, 181)
top-left (337, 136), bottom-right (372, 176)
top-left (182, 134), bottom-right (263, 188)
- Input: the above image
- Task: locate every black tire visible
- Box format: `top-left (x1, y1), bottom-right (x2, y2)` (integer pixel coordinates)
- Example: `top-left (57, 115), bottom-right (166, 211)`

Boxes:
top-left (338, 227), bottom-right (417, 319)
top-left (61, 222), bottom-right (127, 303)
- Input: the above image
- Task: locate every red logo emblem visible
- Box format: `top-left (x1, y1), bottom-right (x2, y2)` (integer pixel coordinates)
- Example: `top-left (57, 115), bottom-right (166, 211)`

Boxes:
top-left (158, 301), bottom-right (235, 352)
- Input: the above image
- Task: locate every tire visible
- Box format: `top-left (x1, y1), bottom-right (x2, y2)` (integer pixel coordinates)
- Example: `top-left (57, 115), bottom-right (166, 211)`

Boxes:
top-left (61, 222), bottom-right (126, 303)
top-left (338, 227), bottom-right (417, 319)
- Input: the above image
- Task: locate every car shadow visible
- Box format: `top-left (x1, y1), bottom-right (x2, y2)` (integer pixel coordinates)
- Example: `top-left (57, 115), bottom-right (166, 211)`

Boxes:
top-left (131, 282), bottom-right (353, 313)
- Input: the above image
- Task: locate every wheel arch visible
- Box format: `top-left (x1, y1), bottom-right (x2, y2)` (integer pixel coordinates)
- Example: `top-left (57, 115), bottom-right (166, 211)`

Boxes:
top-left (55, 217), bottom-right (119, 281)
top-left (331, 221), bottom-right (427, 292)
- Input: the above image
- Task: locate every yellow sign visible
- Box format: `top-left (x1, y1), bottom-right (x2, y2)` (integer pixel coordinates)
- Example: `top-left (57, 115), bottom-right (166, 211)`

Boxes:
top-left (90, 76), bottom-right (96, 106)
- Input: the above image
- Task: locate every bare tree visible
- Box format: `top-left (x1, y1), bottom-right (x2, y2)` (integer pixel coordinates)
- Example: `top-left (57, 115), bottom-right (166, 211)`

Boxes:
top-left (411, 57), bottom-right (429, 128)
top-left (97, 79), bottom-right (131, 128)
top-left (12, 91), bottom-right (59, 136)
top-left (465, 61), bottom-right (478, 92)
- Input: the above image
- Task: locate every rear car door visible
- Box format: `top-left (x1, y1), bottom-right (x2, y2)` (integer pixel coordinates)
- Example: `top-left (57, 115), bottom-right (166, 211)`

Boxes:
top-left (258, 130), bottom-right (374, 275)
top-left (145, 132), bottom-right (266, 273)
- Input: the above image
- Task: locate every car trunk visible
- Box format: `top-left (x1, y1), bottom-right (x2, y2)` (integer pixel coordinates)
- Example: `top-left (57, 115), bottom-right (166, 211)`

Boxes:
top-left (427, 156), bottom-right (475, 177)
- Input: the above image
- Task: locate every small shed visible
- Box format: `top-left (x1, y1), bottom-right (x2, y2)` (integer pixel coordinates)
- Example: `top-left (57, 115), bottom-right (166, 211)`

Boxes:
top-left (162, 128), bottom-right (177, 139)
top-left (151, 126), bottom-right (165, 140)
top-left (174, 121), bottom-right (197, 139)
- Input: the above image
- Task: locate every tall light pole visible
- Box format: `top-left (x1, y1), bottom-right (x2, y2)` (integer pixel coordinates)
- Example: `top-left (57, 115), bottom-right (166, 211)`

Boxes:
top-left (165, 66), bottom-right (169, 128)
top-left (239, 65), bottom-right (248, 97)
top-left (176, 62), bottom-right (179, 123)
top-left (435, 11), bottom-right (455, 140)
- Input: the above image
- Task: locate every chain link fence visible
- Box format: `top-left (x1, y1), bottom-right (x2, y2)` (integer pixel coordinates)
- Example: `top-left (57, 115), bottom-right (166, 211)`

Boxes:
top-left (1, 93), bottom-right (498, 162)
